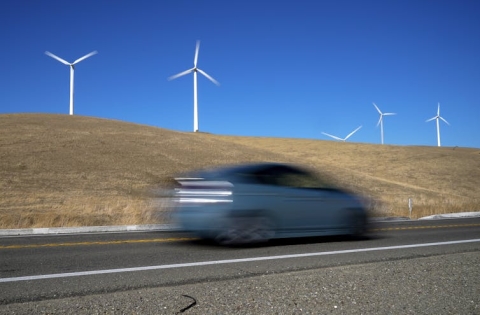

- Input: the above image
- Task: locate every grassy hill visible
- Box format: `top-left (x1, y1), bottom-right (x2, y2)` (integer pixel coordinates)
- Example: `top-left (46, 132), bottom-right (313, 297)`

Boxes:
top-left (1, 114), bottom-right (479, 228)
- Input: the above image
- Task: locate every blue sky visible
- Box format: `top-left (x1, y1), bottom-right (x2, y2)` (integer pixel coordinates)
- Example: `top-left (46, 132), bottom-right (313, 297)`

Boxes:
top-left (1, 0), bottom-right (479, 148)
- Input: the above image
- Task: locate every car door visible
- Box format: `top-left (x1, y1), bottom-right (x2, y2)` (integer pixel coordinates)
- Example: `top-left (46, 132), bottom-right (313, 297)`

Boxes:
top-left (254, 165), bottom-right (333, 236)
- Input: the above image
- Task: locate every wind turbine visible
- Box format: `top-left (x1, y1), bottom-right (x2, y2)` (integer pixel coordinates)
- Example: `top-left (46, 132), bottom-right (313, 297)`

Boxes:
top-left (45, 50), bottom-right (98, 115)
top-left (168, 40), bottom-right (219, 132)
top-left (373, 103), bottom-right (396, 145)
top-left (426, 103), bottom-right (449, 147)
top-left (322, 125), bottom-right (362, 142)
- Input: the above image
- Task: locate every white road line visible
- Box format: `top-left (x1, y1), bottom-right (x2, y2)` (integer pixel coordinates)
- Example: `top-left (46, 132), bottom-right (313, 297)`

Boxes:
top-left (1, 238), bottom-right (479, 283)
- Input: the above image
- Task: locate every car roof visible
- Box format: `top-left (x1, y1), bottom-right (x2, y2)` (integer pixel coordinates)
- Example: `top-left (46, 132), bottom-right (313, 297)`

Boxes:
top-left (181, 162), bottom-right (305, 179)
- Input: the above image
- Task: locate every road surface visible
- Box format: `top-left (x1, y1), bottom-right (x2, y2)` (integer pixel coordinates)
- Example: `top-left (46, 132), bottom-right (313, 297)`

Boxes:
top-left (1, 218), bottom-right (479, 314)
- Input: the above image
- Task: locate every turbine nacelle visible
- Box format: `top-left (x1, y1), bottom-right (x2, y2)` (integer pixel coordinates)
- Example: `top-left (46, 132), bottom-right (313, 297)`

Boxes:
top-left (426, 103), bottom-right (449, 125)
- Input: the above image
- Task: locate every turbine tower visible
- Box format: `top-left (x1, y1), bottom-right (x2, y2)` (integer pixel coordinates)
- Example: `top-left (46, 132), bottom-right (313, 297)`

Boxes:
top-left (168, 40), bottom-right (219, 132)
top-left (45, 51), bottom-right (98, 115)
top-left (426, 103), bottom-right (449, 147)
top-left (373, 103), bottom-right (396, 145)
top-left (322, 125), bottom-right (362, 142)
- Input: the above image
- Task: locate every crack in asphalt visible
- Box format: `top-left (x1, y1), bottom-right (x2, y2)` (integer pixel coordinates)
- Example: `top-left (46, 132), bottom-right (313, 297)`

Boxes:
top-left (177, 294), bottom-right (197, 313)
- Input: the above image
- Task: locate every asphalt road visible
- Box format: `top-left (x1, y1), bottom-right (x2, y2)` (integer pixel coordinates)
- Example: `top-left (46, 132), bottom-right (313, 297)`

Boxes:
top-left (1, 218), bottom-right (479, 314)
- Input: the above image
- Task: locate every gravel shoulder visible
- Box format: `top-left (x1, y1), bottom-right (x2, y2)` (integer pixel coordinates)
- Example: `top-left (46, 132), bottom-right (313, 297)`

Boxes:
top-left (1, 251), bottom-right (479, 315)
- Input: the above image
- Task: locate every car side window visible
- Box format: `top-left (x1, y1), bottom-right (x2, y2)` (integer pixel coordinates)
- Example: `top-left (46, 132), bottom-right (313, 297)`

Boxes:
top-left (249, 168), bottom-right (279, 186)
top-left (234, 172), bottom-right (265, 185)
top-left (251, 166), bottom-right (329, 189)
top-left (275, 171), bottom-right (318, 188)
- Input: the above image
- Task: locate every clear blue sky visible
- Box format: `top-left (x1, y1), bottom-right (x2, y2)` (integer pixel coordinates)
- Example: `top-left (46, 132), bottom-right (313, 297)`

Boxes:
top-left (2, 0), bottom-right (479, 148)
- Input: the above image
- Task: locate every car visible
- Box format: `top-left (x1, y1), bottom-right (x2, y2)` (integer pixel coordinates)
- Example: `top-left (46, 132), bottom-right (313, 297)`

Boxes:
top-left (172, 162), bottom-right (369, 245)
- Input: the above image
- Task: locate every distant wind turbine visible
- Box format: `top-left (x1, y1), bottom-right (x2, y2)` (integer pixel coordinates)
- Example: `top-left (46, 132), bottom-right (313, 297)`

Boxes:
top-left (168, 40), bottom-right (219, 132)
top-left (45, 50), bottom-right (98, 115)
top-left (373, 103), bottom-right (396, 145)
top-left (426, 103), bottom-right (449, 147)
top-left (322, 125), bottom-right (362, 142)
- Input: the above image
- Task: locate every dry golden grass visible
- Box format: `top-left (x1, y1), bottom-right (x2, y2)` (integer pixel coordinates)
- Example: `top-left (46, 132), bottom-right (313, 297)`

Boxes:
top-left (1, 113), bottom-right (479, 228)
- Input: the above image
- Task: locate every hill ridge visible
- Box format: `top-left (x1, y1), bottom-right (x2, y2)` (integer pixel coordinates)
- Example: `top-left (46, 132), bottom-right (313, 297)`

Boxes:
top-left (1, 113), bottom-right (479, 228)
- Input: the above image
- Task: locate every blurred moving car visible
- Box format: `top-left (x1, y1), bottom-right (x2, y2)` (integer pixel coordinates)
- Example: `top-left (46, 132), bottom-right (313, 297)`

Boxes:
top-left (172, 162), bottom-right (368, 245)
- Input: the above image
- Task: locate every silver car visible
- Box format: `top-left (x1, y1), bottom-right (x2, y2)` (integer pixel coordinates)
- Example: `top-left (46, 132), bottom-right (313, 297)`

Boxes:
top-left (172, 162), bottom-right (368, 245)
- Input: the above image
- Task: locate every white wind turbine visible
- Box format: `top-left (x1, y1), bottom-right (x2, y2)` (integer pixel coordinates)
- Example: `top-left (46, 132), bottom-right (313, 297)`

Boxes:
top-left (373, 103), bottom-right (396, 145)
top-left (45, 50), bottom-right (98, 115)
top-left (168, 41), bottom-right (219, 132)
top-left (322, 125), bottom-right (362, 142)
top-left (426, 103), bottom-right (449, 147)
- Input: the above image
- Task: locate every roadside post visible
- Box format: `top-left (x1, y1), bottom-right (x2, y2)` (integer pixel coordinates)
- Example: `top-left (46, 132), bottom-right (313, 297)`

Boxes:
top-left (408, 198), bottom-right (413, 218)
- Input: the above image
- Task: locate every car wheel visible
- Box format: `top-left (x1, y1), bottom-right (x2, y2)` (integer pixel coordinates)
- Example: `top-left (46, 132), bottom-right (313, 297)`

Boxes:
top-left (251, 216), bottom-right (276, 243)
top-left (215, 215), bottom-right (275, 245)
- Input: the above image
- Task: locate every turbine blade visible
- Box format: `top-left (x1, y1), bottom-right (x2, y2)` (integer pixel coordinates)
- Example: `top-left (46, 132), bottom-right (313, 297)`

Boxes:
top-left (376, 115), bottom-right (382, 127)
top-left (321, 132), bottom-right (343, 141)
top-left (373, 102), bottom-right (382, 114)
top-left (73, 51), bottom-right (98, 64)
top-left (440, 116), bottom-right (450, 125)
top-left (437, 103), bottom-right (440, 116)
top-left (194, 40), bottom-right (200, 67)
top-left (383, 112), bottom-right (396, 116)
top-left (345, 125), bottom-right (362, 139)
top-left (197, 68), bottom-right (220, 85)
top-left (426, 116), bottom-right (436, 122)
top-left (45, 51), bottom-right (70, 65)
top-left (168, 68), bottom-right (194, 81)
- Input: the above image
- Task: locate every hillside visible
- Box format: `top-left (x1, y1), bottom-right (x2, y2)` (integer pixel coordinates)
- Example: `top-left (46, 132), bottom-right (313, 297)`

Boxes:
top-left (1, 114), bottom-right (479, 228)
